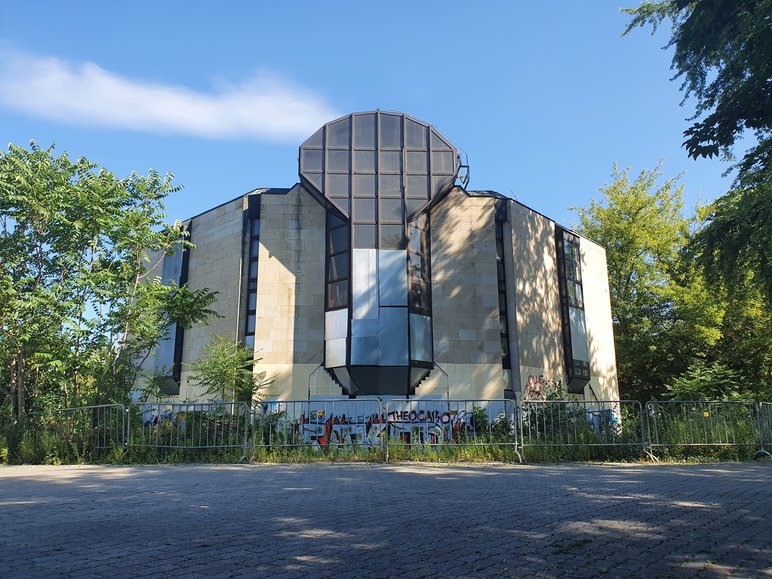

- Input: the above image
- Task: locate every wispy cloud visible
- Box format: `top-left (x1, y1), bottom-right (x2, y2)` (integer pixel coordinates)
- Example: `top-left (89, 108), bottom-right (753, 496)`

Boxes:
top-left (0, 50), bottom-right (339, 141)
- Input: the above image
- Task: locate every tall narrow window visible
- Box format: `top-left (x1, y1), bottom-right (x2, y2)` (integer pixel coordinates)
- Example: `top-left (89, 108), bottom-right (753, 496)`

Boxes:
top-left (154, 223), bottom-right (191, 394)
top-left (556, 228), bottom-right (591, 393)
top-left (494, 203), bottom-right (511, 371)
top-left (243, 196), bottom-right (261, 350)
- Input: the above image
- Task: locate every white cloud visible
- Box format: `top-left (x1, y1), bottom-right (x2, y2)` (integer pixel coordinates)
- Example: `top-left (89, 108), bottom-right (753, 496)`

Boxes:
top-left (0, 51), bottom-right (340, 141)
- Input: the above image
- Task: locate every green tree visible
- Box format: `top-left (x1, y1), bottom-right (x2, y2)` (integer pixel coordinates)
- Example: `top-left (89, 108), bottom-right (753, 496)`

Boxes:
top-left (187, 334), bottom-right (272, 407)
top-left (623, 0), bottom-right (772, 304)
top-left (0, 142), bottom-right (217, 417)
top-left (574, 164), bottom-right (720, 400)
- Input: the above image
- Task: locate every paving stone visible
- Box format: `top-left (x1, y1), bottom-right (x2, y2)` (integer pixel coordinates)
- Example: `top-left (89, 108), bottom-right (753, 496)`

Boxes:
top-left (0, 463), bottom-right (770, 577)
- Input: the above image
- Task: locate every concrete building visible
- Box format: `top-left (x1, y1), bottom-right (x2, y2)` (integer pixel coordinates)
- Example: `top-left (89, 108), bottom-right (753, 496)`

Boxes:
top-left (149, 111), bottom-right (618, 403)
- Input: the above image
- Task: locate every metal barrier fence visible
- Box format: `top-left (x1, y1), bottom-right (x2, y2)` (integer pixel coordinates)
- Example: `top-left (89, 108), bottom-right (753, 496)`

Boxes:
top-left (645, 400), bottom-right (762, 457)
top-left (520, 400), bottom-right (646, 458)
top-left (760, 402), bottom-right (772, 452)
top-left (26, 404), bottom-right (126, 460)
top-left (8, 398), bottom-right (772, 463)
top-left (127, 402), bottom-right (249, 451)
top-left (383, 399), bottom-right (521, 462)
top-left (250, 399), bottom-right (385, 454)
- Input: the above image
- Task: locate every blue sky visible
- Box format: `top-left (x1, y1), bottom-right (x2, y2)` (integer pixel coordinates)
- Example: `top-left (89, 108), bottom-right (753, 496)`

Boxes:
top-left (0, 1), bottom-right (735, 227)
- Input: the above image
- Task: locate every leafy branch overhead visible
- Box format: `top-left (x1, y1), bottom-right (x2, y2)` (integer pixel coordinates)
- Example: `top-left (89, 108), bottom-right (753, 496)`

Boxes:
top-left (623, 0), bottom-right (772, 307)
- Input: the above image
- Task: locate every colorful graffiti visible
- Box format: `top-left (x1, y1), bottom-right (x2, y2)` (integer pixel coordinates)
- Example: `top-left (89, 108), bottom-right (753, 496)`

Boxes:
top-left (296, 408), bottom-right (477, 448)
top-left (523, 374), bottom-right (564, 401)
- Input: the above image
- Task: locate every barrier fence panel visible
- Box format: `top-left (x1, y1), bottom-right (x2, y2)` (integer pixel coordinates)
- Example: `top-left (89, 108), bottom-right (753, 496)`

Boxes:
top-left (128, 402), bottom-right (249, 451)
top-left (760, 403), bottom-right (772, 452)
top-left (519, 400), bottom-right (646, 459)
top-left (25, 404), bottom-right (126, 462)
top-left (645, 400), bottom-right (762, 458)
top-left (384, 399), bottom-right (520, 462)
top-left (251, 399), bottom-right (385, 456)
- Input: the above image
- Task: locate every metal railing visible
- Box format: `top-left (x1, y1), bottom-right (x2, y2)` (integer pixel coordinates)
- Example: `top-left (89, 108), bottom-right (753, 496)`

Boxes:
top-left (24, 404), bottom-right (126, 461)
top-left (6, 397), bottom-right (772, 463)
top-left (127, 402), bottom-right (249, 451)
top-left (520, 400), bottom-right (646, 458)
top-left (645, 400), bottom-right (763, 458)
top-left (250, 399), bottom-right (385, 455)
top-left (383, 399), bottom-right (521, 462)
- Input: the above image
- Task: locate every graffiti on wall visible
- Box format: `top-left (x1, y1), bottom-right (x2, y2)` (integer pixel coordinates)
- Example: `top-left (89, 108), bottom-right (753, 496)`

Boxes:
top-left (523, 374), bottom-right (564, 401)
top-left (259, 403), bottom-right (490, 449)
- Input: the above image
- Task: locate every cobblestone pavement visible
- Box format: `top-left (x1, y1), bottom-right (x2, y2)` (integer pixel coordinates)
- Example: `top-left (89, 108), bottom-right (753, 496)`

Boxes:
top-left (0, 462), bottom-right (770, 578)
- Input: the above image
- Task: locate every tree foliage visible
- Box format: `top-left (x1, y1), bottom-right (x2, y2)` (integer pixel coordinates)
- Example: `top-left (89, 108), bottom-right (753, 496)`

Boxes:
top-left (0, 143), bottom-right (217, 417)
top-left (623, 0), bottom-right (772, 305)
top-left (187, 334), bottom-right (272, 408)
top-left (575, 163), bottom-right (771, 401)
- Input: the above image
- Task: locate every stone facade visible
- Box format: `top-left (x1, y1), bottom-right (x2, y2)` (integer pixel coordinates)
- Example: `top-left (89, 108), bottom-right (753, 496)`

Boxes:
top-left (142, 111), bottom-right (618, 404)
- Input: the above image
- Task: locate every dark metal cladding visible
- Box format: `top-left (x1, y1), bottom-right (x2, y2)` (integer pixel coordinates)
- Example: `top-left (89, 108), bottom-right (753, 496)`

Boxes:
top-left (301, 111), bottom-right (460, 397)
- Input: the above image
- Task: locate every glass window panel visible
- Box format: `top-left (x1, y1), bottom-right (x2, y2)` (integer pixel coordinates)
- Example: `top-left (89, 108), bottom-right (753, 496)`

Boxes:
top-left (499, 292), bottom-right (507, 313)
top-left (406, 151), bottom-right (427, 173)
top-left (405, 198), bottom-right (425, 219)
top-left (325, 308), bottom-right (348, 340)
top-left (353, 174), bottom-right (376, 197)
top-left (409, 313), bottom-right (433, 362)
top-left (430, 130), bottom-right (451, 150)
top-left (327, 118), bottom-right (350, 148)
top-left (246, 314), bottom-right (256, 334)
top-left (327, 280), bottom-right (348, 309)
top-left (248, 279), bottom-right (257, 292)
top-left (379, 307), bottom-right (408, 365)
top-left (352, 248), bottom-right (378, 319)
top-left (328, 253), bottom-right (349, 281)
top-left (405, 119), bottom-right (427, 149)
top-left (353, 198), bottom-right (376, 223)
top-left (405, 175), bottom-right (429, 198)
top-left (330, 197), bottom-right (349, 217)
top-left (379, 249), bottom-right (408, 307)
top-left (499, 316), bottom-right (508, 335)
top-left (247, 292), bottom-right (256, 311)
top-left (352, 318), bottom-right (379, 337)
top-left (326, 174), bottom-right (350, 197)
top-left (431, 151), bottom-right (455, 174)
top-left (250, 238), bottom-right (260, 257)
top-left (380, 224), bottom-right (405, 249)
top-left (408, 227), bottom-right (422, 254)
top-left (351, 336), bottom-right (380, 365)
top-left (305, 128), bottom-right (323, 148)
top-left (380, 151), bottom-right (402, 173)
top-left (412, 214), bottom-right (427, 230)
top-left (408, 253), bottom-right (429, 282)
top-left (354, 150), bottom-right (375, 173)
top-left (379, 174), bottom-right (402, 197)
top-left (379, 113), bottom-right (402, 148)
top-left (328, 226), bottom-right (349, 254)
top-left (353, 224), bottom-right (376, 249)
top-left (325, 337), bottom-right (347, 368)
top-left (327, 212), bottom-right (346, 229)
top-left (248, 260), bottom-right (258, 279)
top-left (574, 283), bottom-right (584, 307)
top-left (432, 175), bottom-right (453, 195)
top-left (301, 148), bottom-right (323, 172)
top-left (305, 172), bottom-right (323, 192)
top-left (327, 149), bottom-right (349, 172)
top-left (243, 335), bottom-right (255, 349)
top-left (353, 113), bottom-right (376, 148)
top-left (251, 219), bottom-right (261, 236)
top-left (409, 280), bottom-right (431, 311)
top-left (379, 198), bottom-right (403, 223)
